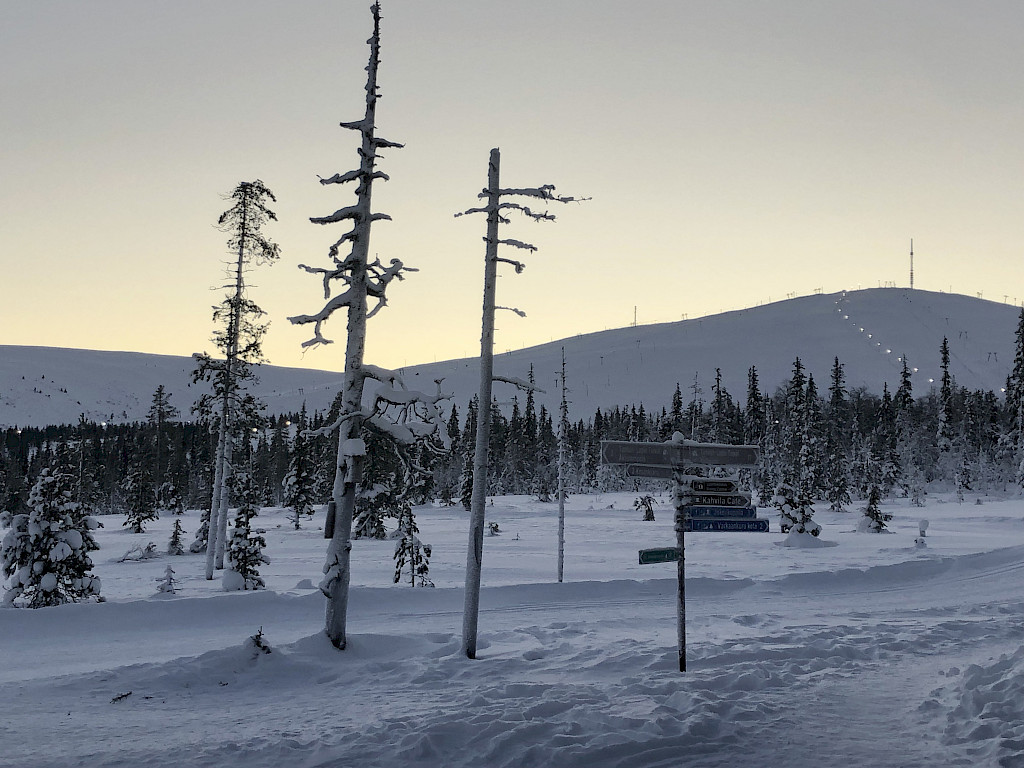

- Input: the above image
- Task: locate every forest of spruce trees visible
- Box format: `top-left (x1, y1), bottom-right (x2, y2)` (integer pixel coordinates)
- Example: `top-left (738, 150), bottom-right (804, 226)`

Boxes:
top-left (4, 312), bottom-right (1024, 538)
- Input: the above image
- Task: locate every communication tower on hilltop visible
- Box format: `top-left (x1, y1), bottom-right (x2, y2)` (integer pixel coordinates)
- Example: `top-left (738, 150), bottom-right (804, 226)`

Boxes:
top-left (909, 238), bottom-right (914, 290)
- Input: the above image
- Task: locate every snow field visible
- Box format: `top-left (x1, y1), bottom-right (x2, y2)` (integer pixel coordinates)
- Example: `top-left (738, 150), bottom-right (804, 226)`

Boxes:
top-left (4, 492), bottom-right (1024, 767)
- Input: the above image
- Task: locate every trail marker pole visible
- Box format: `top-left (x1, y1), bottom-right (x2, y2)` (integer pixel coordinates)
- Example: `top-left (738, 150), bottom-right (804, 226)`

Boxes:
top-left (605, 438), bottom-right (760, 673)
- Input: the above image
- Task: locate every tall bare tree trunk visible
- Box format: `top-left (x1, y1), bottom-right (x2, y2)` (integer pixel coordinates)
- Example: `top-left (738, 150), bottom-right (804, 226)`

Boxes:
top-left (557, 347), bottom-right (567, 583)
top-left (462, 148), bottom-right (501, 659)
top-left (321, 6), bottom-right (383, 650)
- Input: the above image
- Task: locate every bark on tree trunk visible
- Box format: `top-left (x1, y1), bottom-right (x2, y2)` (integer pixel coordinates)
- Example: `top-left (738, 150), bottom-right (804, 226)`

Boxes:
top-left (462, 147), bottom-right (501, 659)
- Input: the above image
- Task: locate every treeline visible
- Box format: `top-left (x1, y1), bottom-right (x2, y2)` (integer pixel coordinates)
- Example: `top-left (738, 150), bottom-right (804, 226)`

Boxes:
top-left (5, 317), bottom-right (1024, 524)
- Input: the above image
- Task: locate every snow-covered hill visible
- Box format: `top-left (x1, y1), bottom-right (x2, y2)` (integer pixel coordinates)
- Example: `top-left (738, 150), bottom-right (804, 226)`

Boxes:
top-left (1, 288), bottom-right (1017, 428)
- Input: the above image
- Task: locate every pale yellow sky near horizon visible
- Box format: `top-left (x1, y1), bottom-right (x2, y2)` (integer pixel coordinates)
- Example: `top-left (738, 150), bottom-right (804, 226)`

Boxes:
top-left (2, 1), bottom-right (1023, 373)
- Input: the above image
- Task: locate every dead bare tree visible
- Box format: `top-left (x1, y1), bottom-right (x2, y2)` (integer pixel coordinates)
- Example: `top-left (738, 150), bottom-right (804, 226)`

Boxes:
top-left (288, 2), bottom-right (447, 650)
top-left (457, 147), bottom-right (584, 659)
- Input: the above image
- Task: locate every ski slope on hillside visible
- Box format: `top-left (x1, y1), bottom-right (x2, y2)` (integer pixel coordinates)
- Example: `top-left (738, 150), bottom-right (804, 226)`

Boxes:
top-left (0, 288), bottom-right (1017, 427)
top-left (4, 491), bottom-right (1024, 767)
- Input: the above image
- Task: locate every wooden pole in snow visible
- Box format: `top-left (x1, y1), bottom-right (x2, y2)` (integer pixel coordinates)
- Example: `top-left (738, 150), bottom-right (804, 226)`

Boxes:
top-left (557, 347), bottom-right (567, 583)
top-left (462, 147), bottom-right (501, 659)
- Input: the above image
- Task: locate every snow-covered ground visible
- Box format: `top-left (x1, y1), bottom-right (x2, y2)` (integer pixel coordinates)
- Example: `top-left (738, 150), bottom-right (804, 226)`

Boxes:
top-left (5, 491), bottom-right (1024, 767)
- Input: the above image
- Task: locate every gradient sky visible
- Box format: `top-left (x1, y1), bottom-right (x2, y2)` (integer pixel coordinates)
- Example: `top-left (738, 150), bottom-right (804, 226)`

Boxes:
top-left (3, 1), bottom-right (1023, 373)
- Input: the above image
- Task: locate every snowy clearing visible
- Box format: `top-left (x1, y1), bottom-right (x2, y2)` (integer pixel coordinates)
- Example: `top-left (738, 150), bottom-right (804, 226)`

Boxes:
top-left (4, 492), bottom-right (1024, 767)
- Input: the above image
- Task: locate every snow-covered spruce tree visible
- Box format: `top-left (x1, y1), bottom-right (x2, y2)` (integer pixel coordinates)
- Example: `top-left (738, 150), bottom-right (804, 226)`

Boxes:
top-left (287, 3), bottom-right (449, 650)
top-left (771, 478), bottom-right (818, 536)
top-left (223, 472), bottom-right (269, 591)
top-left (122, 460), bottom-right (157, 534)
top-left (859, 483), bottom-right (892, 532)
top-left (2, 467), bottom-right (101, 607)
top-left (456, 147), bottom-right (583, 659)
top-left (156, 564), bottom-right (178, 594)
top-left (168, 518), bottom-right (186, 555)
top-left (148, 385), bottom-right (179, 509)
top-left (1005, 309), bottom-right (1024, 490)
top-left (157, 482), bottom-right (184, 516)
top-left (556, 348), bottom-right (568, 583)
top-left (393, 498), bottom-right (433, 588)
top-left (824, 357), bottom-right (851, 512)
top-left (192, 179), bottom-right (278, 577)
top-left (282, 405), bottom-right (316, 530)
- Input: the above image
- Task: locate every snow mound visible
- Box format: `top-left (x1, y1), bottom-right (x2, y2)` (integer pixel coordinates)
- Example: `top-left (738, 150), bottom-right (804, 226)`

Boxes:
top-left (775, 531), bottom-right (839, 548)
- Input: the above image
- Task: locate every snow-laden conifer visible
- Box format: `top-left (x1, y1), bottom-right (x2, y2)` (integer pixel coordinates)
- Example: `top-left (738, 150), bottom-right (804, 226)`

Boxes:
top-left (168, 518), bottom-right (186, 556)
top-left (2, 467), bottom-right (102, 607)
top-left (122, 462), bottom-right (157, 534)
top-left (156, 564), bottom-right (178, 594)
top-left (858, 484), bottom-right (892, 532)
top-left (393, 502), bottom-right (432, 588)
top-left (193, 179), bottom-right (278, 579)
top-left (771, 479), bottom-right (819, 536)
top-left (281, 405), bottom-right (316, 530)
top-left (223, 472), bottom-right (269, 591)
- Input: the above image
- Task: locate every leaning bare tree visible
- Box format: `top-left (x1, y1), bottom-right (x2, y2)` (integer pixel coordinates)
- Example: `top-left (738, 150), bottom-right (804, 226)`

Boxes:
top-left (289, 2), bottom-right (448, 650)
top-left (193, 179), bottom-right (279, 580)
top-left (457, 147), bottom-right (583, 659)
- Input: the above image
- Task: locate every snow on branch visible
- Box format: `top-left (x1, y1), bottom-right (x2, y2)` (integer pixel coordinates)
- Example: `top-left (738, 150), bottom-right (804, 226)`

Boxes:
top-left (494, 238), bottom-right (537, 252)
top-left (318, 170), bottom-right (390, 186)
top-left (362, 370), bottom-right (453, 449)
top-left (496, 306), bottom-right (526, 317)
top-left (454, 206), bottom-right (488, 218)
top-left (304, 409), bottom-right (361, 438)
top-left (497, 185), bottom-right (586, 204)
top-left (493, 375), bottom-right (546, 394)
top-left (287, 286), bottom-right (357, 348)
top-left (497, 202), bottom-right (557, 222)
top-left (339, 118), bottom-right (372, 131)
top-left (495, 257), bottom-right (525, 273)
top-left (310, 205), bottom-right (361, 226)
top-left (372, 137), bottom-right (405, 150)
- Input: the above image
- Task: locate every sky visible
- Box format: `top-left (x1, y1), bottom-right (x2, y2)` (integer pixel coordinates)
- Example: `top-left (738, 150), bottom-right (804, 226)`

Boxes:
top-left (3, 1), bottom-right (1023, 373)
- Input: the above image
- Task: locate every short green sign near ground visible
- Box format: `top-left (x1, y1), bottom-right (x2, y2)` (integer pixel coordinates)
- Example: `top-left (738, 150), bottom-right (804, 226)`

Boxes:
top-left (638, 547), bottom-right (681, 565)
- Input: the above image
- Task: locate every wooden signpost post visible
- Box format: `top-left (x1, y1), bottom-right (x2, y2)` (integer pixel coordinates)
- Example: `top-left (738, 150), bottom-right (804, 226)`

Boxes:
top-left (603, 438), bottom-right (762, 672)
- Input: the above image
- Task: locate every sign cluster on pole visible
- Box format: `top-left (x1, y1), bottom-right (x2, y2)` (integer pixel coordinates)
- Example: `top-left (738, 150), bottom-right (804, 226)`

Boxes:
top-left (603, 437), bottom-right (762, 673)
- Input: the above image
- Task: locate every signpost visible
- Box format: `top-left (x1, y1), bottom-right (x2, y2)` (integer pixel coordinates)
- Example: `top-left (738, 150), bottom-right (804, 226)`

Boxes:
top-left (604, 437), bottom-right (762, 673)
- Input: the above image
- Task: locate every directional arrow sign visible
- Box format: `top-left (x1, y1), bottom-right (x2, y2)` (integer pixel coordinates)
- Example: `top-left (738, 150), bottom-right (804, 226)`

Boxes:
top-left (684, 505), bottom-right (758, 520)
top-left (680, 479), bottom-right (739, 493)
top-left (624, 464), bottom-right (675, 479)
top-left (683, 518), bottom-right (769, 533)
top-left (679, 493), bottom-right (752, 507)
top-left (639, 547), bottom-right (680, 564)
top-left (602, 441), bottom-right (759, 468)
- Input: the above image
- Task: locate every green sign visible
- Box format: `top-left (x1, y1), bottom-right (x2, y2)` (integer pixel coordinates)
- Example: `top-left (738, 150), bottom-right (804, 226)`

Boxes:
top-left (638, 547), bottom-right (681, 564)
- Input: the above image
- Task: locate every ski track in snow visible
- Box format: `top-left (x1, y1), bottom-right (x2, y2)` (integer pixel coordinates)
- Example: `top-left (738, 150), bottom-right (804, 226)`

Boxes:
top-left (4, 494), bottom-right (1024, 767)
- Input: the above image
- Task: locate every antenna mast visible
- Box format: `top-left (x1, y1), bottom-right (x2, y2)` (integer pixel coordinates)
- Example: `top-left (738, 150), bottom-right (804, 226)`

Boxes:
top-left (909, 238), bottom-right (914, 290)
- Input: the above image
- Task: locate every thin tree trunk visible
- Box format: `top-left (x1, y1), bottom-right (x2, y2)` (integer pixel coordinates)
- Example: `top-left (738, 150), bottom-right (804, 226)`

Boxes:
top-left (322, 5), bottom-right (382, 649)
top-left (557, 347), bottom-right (567, 584)
top-left (206, 189), bottom-right (247, 577)
top-left (215, 435), bottom-right (233, 569)
top-left (462, 147), bottom-right (501, 659)
top-left (205, 417), bottom-right (228, 579)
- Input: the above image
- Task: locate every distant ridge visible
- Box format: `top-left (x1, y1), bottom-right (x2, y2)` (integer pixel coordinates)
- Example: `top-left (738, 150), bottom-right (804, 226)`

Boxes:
top-left (1, 289), bottom-right (1017, 428)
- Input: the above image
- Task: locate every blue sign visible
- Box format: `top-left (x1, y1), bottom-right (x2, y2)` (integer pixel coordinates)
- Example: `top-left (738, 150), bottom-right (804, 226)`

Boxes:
top-left (684, 505), bottom-right (758, 520)
top-left (683, 518), bottom-right (769, 533)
